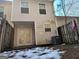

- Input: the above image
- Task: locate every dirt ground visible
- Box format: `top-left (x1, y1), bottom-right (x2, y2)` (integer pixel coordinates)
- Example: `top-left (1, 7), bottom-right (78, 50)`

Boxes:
top-left (53, 44), bottom-right (79, 59)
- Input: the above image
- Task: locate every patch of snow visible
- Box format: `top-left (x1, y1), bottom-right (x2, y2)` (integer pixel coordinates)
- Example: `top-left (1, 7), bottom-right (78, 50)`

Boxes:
top-left (0, 47), bottom-right (65, 59)
top-left (15, 51), bottom-right (24, 56)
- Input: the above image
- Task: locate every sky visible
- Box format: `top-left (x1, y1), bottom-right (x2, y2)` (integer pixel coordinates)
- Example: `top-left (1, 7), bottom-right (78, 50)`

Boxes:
top-left (54, 0), bottom-right (79, 17)
top-left (8, 0), bottom-right (12, 1)
top-left (0, 0), bottom-right (13, 1)
top-left (6, 0), bottom-right (13, 1)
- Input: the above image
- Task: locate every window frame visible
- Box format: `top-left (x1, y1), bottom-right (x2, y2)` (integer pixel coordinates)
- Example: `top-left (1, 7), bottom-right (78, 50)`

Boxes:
top-left (21, 0), bottom-right (29, 14)
top-left (39, 3), bottom-right (46, 14)
top-left (44, 24), bottom-right (51, 32)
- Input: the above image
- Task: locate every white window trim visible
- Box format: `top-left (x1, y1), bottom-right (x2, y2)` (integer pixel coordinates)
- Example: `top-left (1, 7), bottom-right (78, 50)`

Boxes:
top-left (20, 0), bottom-right (29, 8)
top-left (39, 3), bottom-right (46, 9)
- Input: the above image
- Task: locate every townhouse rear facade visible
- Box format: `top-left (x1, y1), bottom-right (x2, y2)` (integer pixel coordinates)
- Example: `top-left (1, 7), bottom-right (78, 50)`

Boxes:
top-left (0, 0), bottom-right (79, 48)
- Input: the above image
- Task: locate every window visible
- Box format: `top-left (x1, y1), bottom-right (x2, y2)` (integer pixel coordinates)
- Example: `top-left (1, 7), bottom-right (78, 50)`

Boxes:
top-left (39, 4), bottom-right (46, 14)
top-left (45, 28), bottom-right (51, 32)
top-left (0, 7), bottom-right (4, 17)
top-left (21, 0), bottom-right (29, 13)
top-left (44, 24), bottom-right (51, 32)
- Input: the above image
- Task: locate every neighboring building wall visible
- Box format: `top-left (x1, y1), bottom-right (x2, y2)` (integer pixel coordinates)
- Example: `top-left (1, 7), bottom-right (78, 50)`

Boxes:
top-left (12, 0), bottom-right (57, 46)
top-left (0, 2), bottom-right (13, 27)
top-left (55, 17), bottom-right (78, 27)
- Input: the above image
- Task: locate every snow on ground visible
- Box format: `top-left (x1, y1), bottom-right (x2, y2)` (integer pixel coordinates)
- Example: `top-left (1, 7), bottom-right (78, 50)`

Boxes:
top-left (0, 47), bottom-right (65, 59)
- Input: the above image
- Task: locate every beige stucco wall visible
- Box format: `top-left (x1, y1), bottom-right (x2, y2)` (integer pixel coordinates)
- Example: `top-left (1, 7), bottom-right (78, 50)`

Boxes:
top-left (0, 2), bottom-right (13, 27)
top-left (12, 0), bottom-right (57, 46)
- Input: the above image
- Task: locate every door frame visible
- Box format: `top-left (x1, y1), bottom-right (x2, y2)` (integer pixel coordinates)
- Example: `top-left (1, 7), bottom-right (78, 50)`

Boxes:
top-left (13, 22), bottom-right (36, 48)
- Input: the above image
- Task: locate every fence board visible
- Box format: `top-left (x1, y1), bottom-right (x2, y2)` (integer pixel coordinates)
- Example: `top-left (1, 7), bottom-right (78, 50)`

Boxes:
top-left (0, 18), bottom-right (14, 52)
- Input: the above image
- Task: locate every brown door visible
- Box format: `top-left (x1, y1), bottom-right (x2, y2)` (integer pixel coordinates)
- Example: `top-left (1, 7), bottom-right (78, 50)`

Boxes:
top-left (16, 25), bottom-right (33, 46)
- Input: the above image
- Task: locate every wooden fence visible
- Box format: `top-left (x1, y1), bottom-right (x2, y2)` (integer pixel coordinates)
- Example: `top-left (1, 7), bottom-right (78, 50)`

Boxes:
top-left (0, 17), bottom-right (14, 52)
top-left (58, 20), bottom-right (79, 44)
